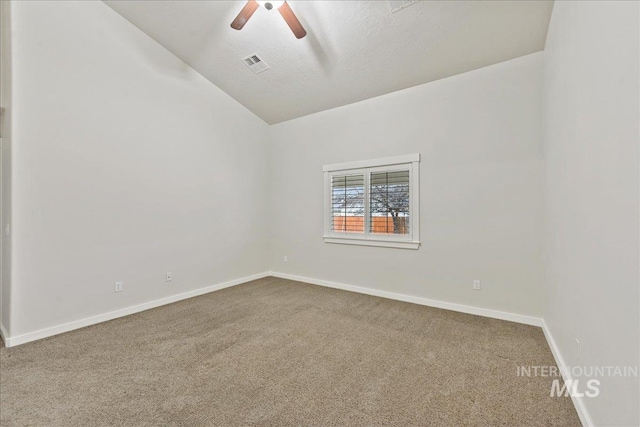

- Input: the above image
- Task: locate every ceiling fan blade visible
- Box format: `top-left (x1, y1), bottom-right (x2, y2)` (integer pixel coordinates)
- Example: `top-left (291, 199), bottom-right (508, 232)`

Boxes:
top-left (278, 2), bottom-right (306, 39)
top-left (230, 0), bottom-right (259, 30)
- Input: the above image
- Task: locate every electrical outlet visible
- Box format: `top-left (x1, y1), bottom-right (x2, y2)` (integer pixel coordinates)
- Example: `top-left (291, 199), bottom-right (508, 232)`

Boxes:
top-left (114, 281), bottom-right (123, 292)
top-left (473, 280), bottom-right (481, 290)
top-left (166, 272), bottom-right (172, 282)
top-left (284, 255), bottom-right (288, 263)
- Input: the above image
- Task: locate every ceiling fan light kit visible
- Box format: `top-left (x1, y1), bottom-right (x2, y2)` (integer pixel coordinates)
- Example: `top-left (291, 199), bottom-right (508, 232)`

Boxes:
top-left (231, 0), bottom-right (307, 39)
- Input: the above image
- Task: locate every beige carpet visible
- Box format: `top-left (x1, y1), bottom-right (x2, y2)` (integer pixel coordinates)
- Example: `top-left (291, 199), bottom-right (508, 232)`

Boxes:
top-left (0, 277), bottom-right (580, 426)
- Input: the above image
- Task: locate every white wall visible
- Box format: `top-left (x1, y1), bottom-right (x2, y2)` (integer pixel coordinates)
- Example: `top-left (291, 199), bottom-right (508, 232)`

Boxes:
top-left (542, 2), bottom-right (640, 426)
top-left (0, 0), bottom-right (13, 337)
top-left (269, 53), bottom-right (545, 318)
top-left (7, 1), bottom-right (270, 337)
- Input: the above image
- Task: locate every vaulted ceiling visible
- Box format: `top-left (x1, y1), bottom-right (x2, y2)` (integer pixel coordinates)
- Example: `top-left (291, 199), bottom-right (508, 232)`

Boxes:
top-left (104, 0), bottom-right (553, 124)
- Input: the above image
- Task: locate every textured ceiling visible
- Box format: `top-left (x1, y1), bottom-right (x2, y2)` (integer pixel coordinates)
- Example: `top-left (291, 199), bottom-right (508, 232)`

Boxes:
top-left (104, 0), bottom-right (553, 124)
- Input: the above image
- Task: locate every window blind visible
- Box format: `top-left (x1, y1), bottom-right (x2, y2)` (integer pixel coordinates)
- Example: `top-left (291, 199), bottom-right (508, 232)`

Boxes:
top-left (369, 170), bottom-right (410, 235)
top-left (331, 174), bottom-right (365, 233)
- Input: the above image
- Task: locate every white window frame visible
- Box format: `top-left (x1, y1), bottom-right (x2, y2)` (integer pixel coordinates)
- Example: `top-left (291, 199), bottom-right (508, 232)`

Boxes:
top-left (323, 154), bottom-right (420, 250)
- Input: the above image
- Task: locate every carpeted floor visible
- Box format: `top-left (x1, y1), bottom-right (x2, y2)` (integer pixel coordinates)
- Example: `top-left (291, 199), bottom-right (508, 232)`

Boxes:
top-left (0, 277), bottom-right (580, 426)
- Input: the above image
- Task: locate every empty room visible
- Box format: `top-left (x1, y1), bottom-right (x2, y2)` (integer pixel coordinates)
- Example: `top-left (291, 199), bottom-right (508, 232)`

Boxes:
top-left (0, 0), bottom-right (638, 426)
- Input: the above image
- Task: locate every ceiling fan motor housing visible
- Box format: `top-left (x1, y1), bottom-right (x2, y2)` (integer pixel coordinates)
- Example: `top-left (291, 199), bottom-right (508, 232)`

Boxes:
top-left (257, 1), bottom-right (284, 10)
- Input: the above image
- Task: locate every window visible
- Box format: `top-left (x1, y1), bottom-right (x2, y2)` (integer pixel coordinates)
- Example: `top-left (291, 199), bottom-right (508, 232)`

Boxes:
top-left (323, 154), bottom-right (420, 249)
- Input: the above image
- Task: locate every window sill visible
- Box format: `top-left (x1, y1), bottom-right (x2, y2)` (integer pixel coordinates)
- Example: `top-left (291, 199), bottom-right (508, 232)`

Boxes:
top-left (323, 236), bottom-right (420, 250)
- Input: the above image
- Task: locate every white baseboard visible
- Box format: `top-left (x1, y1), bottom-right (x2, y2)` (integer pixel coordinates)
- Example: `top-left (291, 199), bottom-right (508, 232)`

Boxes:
top-left (2, 272), bottom-right (270, 348)
top-left (541, 319), bottom-right (592, 427)
top-left (268, 271), bottom-right (542, 327)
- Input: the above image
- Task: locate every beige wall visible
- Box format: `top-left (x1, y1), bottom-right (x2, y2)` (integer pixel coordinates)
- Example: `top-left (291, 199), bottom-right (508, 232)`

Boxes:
top-left (269, 52), bottom-right (545, 318)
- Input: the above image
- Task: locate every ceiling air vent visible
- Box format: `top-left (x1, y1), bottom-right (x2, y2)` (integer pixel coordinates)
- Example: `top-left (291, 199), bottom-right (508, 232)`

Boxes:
top-left (242, 53), bottom-right (270, 74)
top-left (388, 0), bottom-right (419, 13)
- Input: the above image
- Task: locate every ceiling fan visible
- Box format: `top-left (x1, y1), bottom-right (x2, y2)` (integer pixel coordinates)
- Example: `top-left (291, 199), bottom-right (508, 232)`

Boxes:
top-left (230, 1), bottom-right (307, 39)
